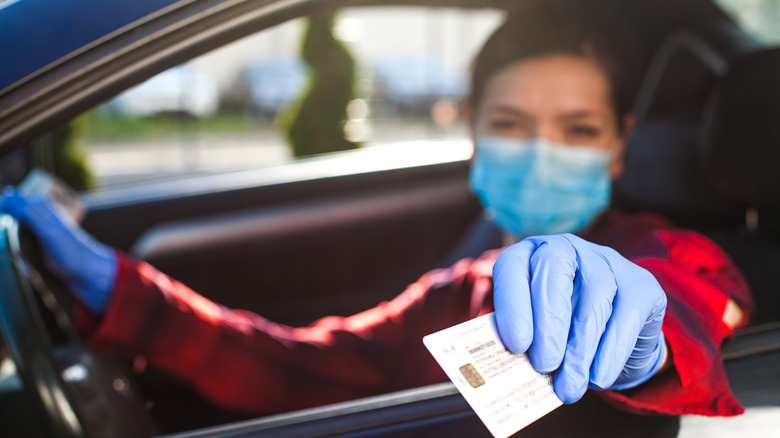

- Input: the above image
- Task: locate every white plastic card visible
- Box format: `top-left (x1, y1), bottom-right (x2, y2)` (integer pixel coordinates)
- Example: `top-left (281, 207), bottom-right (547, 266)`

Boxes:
top-left (423, 313), bottom-right (562, 438)
top-left (18, 168), bottom-right (85, 224)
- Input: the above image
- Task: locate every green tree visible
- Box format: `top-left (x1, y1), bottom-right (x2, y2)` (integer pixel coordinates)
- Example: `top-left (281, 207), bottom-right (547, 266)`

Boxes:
top-left (284, 12), bottom-right (360, 157)
top-left (34, 116), bottom-right (96, 191)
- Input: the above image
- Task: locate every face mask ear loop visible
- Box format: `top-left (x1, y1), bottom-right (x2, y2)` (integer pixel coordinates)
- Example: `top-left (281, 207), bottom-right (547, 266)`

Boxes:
top-left (612, 112), bottom-right (635, 173)
top-left (607, 137), bottom-right (626, 178)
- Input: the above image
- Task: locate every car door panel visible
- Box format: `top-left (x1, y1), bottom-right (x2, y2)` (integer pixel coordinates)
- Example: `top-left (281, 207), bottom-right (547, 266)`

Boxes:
top-left (81, 157), bottom-right (482, 325)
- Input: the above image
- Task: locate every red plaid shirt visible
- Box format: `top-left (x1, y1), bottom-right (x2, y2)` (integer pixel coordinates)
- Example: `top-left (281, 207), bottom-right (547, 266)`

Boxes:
top-left (83, 210), bottom-right (753, 417)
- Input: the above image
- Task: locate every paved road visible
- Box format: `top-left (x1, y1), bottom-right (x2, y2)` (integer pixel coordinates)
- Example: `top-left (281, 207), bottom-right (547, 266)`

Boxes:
top-left (85, 122), bottom-right (466, 188)
top-left (86, 133), bottom-right (291, 187)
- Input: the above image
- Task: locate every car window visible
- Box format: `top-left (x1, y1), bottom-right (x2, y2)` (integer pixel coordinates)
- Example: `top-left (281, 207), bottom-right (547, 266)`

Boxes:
top-left (30, 6), bottom-right (503, 192)
top-left (716, 0), bottom-right (780, 44)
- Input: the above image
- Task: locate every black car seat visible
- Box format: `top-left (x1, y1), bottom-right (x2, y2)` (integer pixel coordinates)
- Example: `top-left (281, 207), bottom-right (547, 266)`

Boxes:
top-left (613, 25), bottom-right (760, 232)
top-left (615, 23), bottom-right (780, 324)
top-left (699, 48), bottom-right (780, 324)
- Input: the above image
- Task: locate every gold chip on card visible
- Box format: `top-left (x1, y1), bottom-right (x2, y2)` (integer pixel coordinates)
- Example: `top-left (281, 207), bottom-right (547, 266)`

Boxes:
top-left (459, 363), bottom-right (485, 388)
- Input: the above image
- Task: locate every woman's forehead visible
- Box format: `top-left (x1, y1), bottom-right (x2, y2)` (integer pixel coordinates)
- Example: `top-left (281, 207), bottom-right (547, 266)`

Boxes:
top-left (480, 55), bottom-right (614, 117)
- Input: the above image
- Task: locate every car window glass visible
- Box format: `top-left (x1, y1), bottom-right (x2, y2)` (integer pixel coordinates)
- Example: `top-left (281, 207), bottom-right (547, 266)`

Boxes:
top-left (32, 6), bottom-right (504, 192)
top-left (716, 0), bottom-right (780, 44)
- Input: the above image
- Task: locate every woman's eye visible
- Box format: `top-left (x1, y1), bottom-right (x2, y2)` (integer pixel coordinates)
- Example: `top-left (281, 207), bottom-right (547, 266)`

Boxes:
top-left (568, 125), bottom-right (600, 139)
top-left (488, 118), bottom-right (524, 132)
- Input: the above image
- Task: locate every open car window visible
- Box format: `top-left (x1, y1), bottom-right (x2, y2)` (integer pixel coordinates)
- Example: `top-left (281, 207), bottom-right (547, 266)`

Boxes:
top-left (30, 6), bottom-right (503, 192)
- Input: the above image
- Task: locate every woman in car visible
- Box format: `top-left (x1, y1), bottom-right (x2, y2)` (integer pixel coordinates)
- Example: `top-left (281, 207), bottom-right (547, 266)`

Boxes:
top-left (0, 12), bottom-right (752, 421)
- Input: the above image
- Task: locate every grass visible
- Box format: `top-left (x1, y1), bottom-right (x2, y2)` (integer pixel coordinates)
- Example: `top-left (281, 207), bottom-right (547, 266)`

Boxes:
top-left (82, 110), bottom-right (269, 142)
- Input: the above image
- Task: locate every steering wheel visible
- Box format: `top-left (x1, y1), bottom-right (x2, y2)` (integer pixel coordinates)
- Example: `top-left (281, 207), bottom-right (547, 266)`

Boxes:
top-left (0, 217), bottom-right (156, 438)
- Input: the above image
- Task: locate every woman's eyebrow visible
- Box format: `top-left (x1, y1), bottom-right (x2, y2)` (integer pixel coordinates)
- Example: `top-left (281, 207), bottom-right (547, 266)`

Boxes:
top-left (485, 104), bottom-right (531, 118)
top-left (558, 110), bottom-right (606, 122)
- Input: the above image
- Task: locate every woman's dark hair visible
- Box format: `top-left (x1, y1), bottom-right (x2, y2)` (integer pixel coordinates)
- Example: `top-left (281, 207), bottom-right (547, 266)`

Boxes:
top-left (469, 9), bottom-right (642, 124)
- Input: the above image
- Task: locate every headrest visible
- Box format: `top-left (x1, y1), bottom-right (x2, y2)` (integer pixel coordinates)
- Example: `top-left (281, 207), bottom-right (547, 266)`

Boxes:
top-left (700, 48), bottom-right (780, 219)
top-left (613, 110), bottom-right (744, 231)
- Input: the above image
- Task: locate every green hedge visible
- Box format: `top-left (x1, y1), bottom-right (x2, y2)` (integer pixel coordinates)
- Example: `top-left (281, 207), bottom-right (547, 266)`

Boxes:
top-left (284, 12), bottom-right (360, 157)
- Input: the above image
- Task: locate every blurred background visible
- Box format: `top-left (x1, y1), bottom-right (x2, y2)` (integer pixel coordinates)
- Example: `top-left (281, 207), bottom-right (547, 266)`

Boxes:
top-left (61, 6), bottom-right (499, 189)
top-left (37, 0), bottom-right (780, 191)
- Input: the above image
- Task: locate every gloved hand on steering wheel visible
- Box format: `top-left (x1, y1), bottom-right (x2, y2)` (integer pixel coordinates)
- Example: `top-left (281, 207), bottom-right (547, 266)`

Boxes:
top-left (493, 233), bottom-right (667, 404)
top-left (0, 187), bottom-right (116, 314)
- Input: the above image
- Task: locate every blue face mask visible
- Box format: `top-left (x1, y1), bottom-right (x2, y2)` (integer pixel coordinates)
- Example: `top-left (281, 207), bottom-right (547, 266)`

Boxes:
top-left (469, 136), bottom-right (613, 239)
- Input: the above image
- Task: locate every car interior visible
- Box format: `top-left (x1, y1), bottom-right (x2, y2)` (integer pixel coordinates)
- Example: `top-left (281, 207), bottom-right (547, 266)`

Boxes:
top-left (1, 0), bottom-right (780, 437)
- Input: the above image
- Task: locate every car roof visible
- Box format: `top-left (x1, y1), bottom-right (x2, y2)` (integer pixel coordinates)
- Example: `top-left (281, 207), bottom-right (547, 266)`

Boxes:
top-left (0, 0), bottom-right (184, 90)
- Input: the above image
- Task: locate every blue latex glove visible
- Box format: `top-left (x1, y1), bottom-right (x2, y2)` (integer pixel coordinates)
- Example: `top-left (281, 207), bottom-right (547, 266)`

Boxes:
top-left (0, 187), bottom-right (116, 314)
top-left (493, 234), bottom-right (666, 404)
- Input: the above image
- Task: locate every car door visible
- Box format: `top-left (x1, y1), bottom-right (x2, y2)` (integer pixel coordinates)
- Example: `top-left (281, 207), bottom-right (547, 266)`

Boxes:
top-left (1, 1), bottom-right (506, 433)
